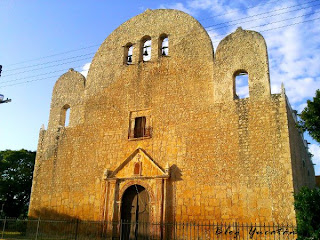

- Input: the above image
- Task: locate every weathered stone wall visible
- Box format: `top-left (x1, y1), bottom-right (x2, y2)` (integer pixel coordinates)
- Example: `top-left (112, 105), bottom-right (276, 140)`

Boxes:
top-left (286, 99), bottom-right (315, 191)
top-left (29, 9), bottom-right (315, 224)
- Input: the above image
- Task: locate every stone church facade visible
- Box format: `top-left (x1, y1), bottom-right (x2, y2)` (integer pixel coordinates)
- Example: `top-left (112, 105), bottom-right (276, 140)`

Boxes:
top-left (29, 9), bottom-right (315, 225)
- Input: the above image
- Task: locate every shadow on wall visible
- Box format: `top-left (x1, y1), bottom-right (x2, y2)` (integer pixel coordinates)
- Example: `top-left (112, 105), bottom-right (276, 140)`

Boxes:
top-left (165, 164), bottom-right (182, 239)
top-left (170, 164), bottom-right (183, 182)
top-left (28, 209), bottom-right (167, 239)
top-left (28, 208), bottom-right (113, 238)
top-left (30, 208), bottom-right (79, 221)
top-left (27, 165), bottom-right (183, 238)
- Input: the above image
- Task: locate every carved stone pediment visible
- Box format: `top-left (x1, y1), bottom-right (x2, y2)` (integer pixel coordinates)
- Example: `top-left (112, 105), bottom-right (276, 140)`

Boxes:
top-left (107, 148), bottom-right (169, 179)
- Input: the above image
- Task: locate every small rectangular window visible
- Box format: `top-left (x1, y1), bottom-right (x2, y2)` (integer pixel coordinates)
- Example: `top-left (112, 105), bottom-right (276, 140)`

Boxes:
top-left (128, 110), bottom-right (152, 140)
top-left (134, 116), bottom-right (146, 138)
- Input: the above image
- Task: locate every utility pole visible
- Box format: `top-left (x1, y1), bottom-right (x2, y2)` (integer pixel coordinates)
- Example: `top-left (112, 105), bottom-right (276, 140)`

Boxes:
top-left (0, 65), bottom-right (12, 104)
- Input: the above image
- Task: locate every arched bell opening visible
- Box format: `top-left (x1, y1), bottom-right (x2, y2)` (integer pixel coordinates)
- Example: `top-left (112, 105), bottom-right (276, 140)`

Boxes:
top-left (124, 42), bottom-right (134, 65)
top-left (120, 184), bottom-right (150, 239)
top-left (140, 36), bottom-right (152, 62)
top-left (233, 70), bottom-right (249, 99)
top-left (158, 34), bottom-right (169, 57)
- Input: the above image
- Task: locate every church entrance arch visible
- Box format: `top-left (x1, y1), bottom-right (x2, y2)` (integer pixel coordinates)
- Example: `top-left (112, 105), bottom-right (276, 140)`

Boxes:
top-left (121, 184), bottom-right (150, 239)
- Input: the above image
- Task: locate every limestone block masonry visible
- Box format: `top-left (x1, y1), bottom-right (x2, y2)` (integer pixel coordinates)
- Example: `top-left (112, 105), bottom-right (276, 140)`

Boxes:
top-left (29, 9), bottom-right (315, 224)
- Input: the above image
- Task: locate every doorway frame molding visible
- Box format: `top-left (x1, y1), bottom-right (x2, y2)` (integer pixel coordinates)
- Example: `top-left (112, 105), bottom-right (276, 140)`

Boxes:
top-left (103, 176), bottom-right (169, 238)
top-left (101, 148), bottom-right (170, 225)
top-left (104, 177), bottom-right (169, 223)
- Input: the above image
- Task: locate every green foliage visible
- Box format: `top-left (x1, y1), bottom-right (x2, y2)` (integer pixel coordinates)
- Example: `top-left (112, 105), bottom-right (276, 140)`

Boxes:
top-left (294, 187), bottom-right (320, 240)
top-left (0, 149), bottom-right (36, 218)
top-left (299, 89), bottom-right (320, 143)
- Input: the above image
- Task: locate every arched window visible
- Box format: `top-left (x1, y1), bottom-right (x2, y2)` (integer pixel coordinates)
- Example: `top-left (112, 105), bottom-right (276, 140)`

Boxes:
top-left (141, 36), bottom-right (151, 62)
top-left (234, 70), bottom-right (249, 99)
top-left (134, 162), bottom-right (141, 175)
top-left (159, 34), bottom-right (169, 56)
top-left (124, 43), bottom-right (133, 65)
top-left (60, 104), bottom-right (70, 127)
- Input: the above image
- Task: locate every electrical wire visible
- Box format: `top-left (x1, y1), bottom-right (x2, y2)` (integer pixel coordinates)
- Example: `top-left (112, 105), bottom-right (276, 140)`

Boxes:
top-left (2, 6), bottom-right (317, 79)
top-left (3, 0), bottom-right (319, 69)
top-left (0, 65), bottom-right (86, 84)
top-left (210, 11), bottom-right (320, 42)
top-left (0, 74), bottom-right (65, 88)
top-left (5, 52), bottom-right (95, 72)
top-left (5, 44), bottom-right (99, 67)
top-left (197, 0), bottom-right (315, 22)
top-left (1, 4), bottom-right (319, 87)
top-left (257, 14), bottom-right (320, 33)
top-left (1, 56), bottom-right (92, 77)
top-left (205, 1), bottom-right (320, 31)
top-left (1, 13), bottom-right (319, 89)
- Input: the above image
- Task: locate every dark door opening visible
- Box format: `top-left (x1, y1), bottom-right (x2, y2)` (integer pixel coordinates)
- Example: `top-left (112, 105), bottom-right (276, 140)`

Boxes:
top-left (121, 185), bottom-right (149, 240)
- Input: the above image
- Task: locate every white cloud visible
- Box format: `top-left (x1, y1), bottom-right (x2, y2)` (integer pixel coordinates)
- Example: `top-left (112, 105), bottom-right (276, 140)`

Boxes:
top-left (187, 0), bottom-right (213, 10)
top-left (188, 0), bottom-right (245, 21)
top-left (309, 144), bottom-right (320, 176)
top-left (159, 2), bottom-right (194, 15)
top-left (80, 62), bottom-right (91, 78)
top-left (285, 78), bottom-right (320, 105)
top-left (206, 28), bottom-right (220, 50)
top-left (296, 103), bottom-right (307, 113)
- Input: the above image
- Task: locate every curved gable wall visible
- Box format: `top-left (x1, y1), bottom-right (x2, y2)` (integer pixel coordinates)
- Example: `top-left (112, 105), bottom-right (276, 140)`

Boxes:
top-left (48, 69), bottom-right (86, 130)
top-left (214, 28), bottom-right (271, 102)
top-left (86, 9), bottom-right (214, 93)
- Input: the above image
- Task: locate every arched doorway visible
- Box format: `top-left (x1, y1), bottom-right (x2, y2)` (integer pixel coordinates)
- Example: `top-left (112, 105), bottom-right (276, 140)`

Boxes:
top-left (121, 185), bottom-right (150, 239)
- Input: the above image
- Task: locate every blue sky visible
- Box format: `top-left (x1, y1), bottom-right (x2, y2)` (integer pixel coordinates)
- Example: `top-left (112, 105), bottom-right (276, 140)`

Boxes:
top-left (0, 0), bottom-right (319, 174)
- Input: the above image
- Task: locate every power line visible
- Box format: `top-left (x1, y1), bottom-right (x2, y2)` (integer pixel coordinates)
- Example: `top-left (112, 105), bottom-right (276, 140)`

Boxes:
top-left (205, 1), bottom-right (320, 30)
top-left (2, 13), bottom-right (320, 87)
top-left (209, 8), bottom-right (320, 33)
top-left (1, 15), bottom-right (319, 89)
top-left (209, 15), bottom-right (320, 43)
top-left (3, 1), bottom-right (315, 78)
top-left (1, 56), bottom-right (92, 77)
top-left (2, 1), bottom-right (318, 75)
top-left (5, 44), bottom-right (100, 67)
top-left (0, 65), bottom-right (85, 88)
top-left (0, 74), bottom-right (66, 88)
top-left (1, 1), bottom-right (319, 86)
top-left (0, 65), bottom-right (86, 84)
top-left (5, 52), bottom-right (95, 72)
top-left (258, 14), bottom-right (320, 33)
top-left (4, 0), bottom-right (319, 68)
top-left (197, 0), bottom-right (313, 22)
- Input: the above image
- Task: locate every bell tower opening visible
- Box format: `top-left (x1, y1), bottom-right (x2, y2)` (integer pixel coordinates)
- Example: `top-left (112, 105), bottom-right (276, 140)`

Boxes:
top-left (234, 70), bottom-right (249, 99)
top-left (121, 185), bottom-right (150, 239)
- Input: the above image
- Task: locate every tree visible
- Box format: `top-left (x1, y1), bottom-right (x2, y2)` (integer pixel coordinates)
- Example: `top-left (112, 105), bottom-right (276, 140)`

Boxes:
top-left (294, 187), bottom-right (320, 240)
top-left (0, 150), bottom-right (35, 218)
top-left (299, 89), bottom-right (320, 143)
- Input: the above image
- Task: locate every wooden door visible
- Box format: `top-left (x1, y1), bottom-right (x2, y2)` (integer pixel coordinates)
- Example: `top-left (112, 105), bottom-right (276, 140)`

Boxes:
top-left (121, 185), bottom-right (149, 240)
